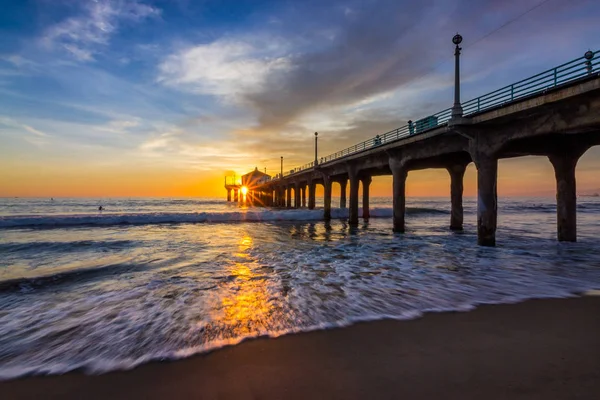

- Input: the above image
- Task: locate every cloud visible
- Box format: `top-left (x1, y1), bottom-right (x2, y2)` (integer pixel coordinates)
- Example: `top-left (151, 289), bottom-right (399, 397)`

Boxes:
top-left (0, 116), bottom-right (49, 137)
top-left (95, 118), bottom-right (140, 134)
top-left (0, 116), bottom-right (51, 147)
top-left (157, 38), bottom-right (291, 99)
top-left (42, 0), bottom-right (160, 61)
top-left (157, 0), bottom-right (595, 138)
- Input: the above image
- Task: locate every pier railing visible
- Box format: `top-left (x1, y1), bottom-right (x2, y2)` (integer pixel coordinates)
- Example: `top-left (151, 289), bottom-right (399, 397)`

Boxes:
top-left (284, 50), bottom-right (599, 176)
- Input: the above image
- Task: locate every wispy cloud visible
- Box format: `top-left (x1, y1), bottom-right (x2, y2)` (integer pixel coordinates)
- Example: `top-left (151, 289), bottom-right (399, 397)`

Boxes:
top-left (0, 116), bottom-right (51, 147)
top-left (0, 116), bottom-right (49, 137)
top-left (42, 0), bottom-right (160, 61)
top-left (94, 118), bottom-right (140, 134)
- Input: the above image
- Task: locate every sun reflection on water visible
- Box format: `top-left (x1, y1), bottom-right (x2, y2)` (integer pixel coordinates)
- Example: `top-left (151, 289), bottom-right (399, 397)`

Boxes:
top-left (214, 233), bottom-right (278, 336)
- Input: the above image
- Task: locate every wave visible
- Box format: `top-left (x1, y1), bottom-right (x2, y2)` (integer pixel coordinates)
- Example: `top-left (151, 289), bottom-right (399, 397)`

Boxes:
top-left (0, 207), bottom-right (446, 229)
top-left (501, 202), bottom-right (600, 214)
top-left (0, 262), bottom-right (147, 293)
top-left (0, 239), bottom-right (136, 254)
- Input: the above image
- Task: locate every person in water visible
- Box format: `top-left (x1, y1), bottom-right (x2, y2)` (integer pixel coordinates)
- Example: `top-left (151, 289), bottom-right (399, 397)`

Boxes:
top-left (98, 206), bottom-right (104, 211)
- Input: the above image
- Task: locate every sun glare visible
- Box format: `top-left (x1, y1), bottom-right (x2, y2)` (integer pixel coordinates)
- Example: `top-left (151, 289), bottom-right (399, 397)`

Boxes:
top-left (241, 186), bottom-right (248, 195)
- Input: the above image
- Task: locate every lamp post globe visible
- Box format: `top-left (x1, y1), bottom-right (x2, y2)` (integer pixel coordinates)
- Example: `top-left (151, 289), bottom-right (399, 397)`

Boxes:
top-left (584, 50), bottom-right (594, 75)
top-left (584, 50), bottom-right (594, 60)
top-left (452, 33), bottom-right (462, 45)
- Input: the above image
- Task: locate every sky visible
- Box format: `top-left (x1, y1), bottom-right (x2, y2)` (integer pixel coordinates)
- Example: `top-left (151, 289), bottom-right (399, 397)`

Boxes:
top-left (0, 0), bottom-right (599, 198)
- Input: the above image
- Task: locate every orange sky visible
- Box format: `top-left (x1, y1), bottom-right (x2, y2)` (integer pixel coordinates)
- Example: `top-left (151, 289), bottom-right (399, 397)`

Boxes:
top-left (2, 151), bottom-right (599, 198)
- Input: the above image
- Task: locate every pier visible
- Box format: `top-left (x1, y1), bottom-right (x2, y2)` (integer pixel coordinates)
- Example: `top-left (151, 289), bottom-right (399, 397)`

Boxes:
top-left (228, 44), bottom-right (600, 246)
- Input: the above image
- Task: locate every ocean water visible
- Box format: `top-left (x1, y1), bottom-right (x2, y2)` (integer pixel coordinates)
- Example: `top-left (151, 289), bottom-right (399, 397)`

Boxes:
top-left (0, 196), bottom-right (599, 379)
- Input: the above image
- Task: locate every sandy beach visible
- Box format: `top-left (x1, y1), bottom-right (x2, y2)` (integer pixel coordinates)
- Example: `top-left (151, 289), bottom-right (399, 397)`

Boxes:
top-left (1, 296), bottom-right (599, 399)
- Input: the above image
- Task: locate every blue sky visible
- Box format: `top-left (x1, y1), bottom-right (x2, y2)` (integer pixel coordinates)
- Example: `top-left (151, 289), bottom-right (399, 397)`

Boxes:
top-left (1, 0), bottom-right (599, 196)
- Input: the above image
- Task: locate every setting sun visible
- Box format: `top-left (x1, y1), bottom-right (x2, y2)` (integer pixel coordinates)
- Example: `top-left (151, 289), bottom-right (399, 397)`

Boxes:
top-left (241, 186), bottom-right (248, 196)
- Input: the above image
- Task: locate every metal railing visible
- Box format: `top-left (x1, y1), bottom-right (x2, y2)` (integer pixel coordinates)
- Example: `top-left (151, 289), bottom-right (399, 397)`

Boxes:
top-left (462, 52), bottom-right (599, 114)
top-left (283, 50), bottom-right (599, 177)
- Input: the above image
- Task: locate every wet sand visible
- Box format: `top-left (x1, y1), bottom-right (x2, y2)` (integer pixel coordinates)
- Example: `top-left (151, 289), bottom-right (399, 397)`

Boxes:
top-left (2, 296), bottom-right (600, 399)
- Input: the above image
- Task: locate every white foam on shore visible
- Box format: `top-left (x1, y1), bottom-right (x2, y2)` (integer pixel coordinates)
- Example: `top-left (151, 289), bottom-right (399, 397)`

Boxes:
top-left (0, 291), bottom-right (591, 381)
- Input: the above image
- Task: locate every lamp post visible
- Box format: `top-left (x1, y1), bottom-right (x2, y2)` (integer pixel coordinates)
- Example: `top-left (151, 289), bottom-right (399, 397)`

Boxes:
top-left (451, 33), bottom-right (463, 119)
top-left (280, 156), bottom-right (283, 178)
top-left (314, 132), bottom-right (318, 167)
top-left (584, 50), bottom-right (594, 75)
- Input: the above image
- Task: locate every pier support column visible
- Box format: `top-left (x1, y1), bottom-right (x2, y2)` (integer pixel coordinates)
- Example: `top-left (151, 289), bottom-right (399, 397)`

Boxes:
top-left (362, 176), bottom-right (372, 220)
top-left (301, 185), bottom-right (306, 208)
top-left (286, 187), bottom-right (292, 208)
top-left (294, 183), bottom-right (301, 209)
top-left (475, 155), bottom-right (498, 246)
top-left (340, 179), bottom-right (347, 208)
top-left (391, 166), bottom-right (407, 233)
top-left (265, 191), bottom-right (271, 207)
top-left (308, 181), bottom-right (316, 210)
top-left (348, 172), bottom-right (360, 226)
top-left (227, 189), bottom-right (232, 202)
top-left (324, 178), bottom-right (332, 221)
top-left (280, 187), bottom-right (286, 207)
top-left (447, 164), bottom-right (466, 231)
top-left (233, 189), bottom-right (239, 202)
top-left (549, 152), bottom-right (582, 242)
top-left (257, 191), bottom-right (262, 206)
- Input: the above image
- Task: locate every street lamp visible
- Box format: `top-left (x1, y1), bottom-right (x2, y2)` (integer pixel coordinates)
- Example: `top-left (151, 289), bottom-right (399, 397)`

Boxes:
top-left (280, 156), bottom-right (283, 178)
top-left (314, 132), bottom-right (318, 167)
top-left (451, 33), bottom-right (463, 119)
top-left (584, 50), bottom-right (594, 75)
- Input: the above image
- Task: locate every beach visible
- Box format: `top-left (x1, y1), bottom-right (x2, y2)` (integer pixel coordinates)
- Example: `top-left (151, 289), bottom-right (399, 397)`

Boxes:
top-left (2, 296), bottom-right (599, 399)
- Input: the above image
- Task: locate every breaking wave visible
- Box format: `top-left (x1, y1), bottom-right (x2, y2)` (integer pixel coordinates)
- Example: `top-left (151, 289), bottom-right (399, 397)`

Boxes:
top-left (0, 207), bottom-right (446, 229)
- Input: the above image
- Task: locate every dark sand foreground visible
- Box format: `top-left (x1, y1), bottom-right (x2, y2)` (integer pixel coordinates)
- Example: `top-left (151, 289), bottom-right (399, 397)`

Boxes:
top-left (2, 296), bottom-right (600, 399)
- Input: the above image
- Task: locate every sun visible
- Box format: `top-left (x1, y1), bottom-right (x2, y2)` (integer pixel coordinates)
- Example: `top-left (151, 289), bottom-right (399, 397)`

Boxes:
top-left (241, 186), bottom-right (248, 195)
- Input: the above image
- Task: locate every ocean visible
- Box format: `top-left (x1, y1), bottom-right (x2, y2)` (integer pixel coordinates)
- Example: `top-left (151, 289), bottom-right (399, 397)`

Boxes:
top-left (0, 196), bottom-right (599, 379)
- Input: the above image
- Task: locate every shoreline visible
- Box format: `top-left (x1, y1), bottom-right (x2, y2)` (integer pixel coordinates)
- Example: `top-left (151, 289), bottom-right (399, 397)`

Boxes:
top-left (2, 296), bottom-right (600, 399)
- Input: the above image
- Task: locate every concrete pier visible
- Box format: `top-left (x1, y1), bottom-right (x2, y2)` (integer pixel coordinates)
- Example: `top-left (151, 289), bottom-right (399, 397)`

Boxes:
top-left (348, 172), bottom-right (360, 226)
top-left (362, 176), bottom-right (372, 220)
top-left (308, 181), bottom-right (316, 210)
top-left (475, 156), bottom-right (498, 247)
top-left (549, 152), bottom-right (581, 242)
top-left (294, 183), bottom-right (301, 209)
top-left (447, 164), bottom-right (466, 231)
top-left (339, 179), bottom-right (347, 208)
top-left (301, 185), bottom-right (306, 208)
top-left (234, 189), bottom-right (239, 202)
top-left (391, 165), bottom-right (407, 233)
top-left (248, 70), bottom-right (600, 246)
top-left (324, 178), bottom-right (332, 221)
